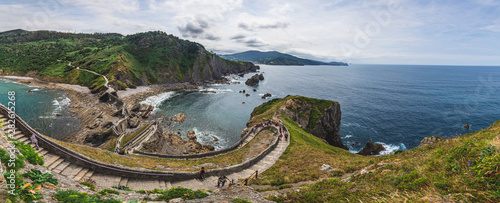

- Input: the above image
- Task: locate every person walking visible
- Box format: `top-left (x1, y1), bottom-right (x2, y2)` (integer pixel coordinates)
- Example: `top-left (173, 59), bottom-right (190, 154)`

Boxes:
top-left (284, 132), bottom-right (288, 142)
top-left (279, 134), bottom-right (283, 141)
top-left (198, 167), bottom-right (206, 181)
top-left (30, 133), bottom-right (40, 150)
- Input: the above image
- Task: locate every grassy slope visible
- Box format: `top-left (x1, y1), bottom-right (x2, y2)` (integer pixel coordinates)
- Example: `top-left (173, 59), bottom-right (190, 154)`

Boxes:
top-left (249, 96), bottom-right (500, 202)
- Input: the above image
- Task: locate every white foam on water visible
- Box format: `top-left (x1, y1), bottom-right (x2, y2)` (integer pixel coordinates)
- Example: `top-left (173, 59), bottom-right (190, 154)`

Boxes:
top-left (31, 88), bottom-right (40, 91)
top-left (342, 135), bottom-right (353, 139)
top-left (378, 142), bottom-right (406, 155)
top-left (190, 127), bottom-right (225, 150)
top-left (140, 91), bottom-right (176, 109)
top-left (51, 96), bottom-right (71, 116)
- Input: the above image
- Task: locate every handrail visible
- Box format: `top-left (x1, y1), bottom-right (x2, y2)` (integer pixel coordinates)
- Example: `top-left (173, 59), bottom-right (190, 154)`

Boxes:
top-left (120, 122), bottom-right (154, 150)
top-left (133, 125), bottom-right (276, 159)
top-left (0, 103), bottom-right (173, 178)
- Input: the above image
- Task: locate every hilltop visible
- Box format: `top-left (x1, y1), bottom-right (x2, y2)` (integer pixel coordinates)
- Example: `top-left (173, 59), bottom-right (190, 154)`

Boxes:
top-left (0, 29), bottom-right (258, 91)
top-left (220, 50), bottom-right (348, 66)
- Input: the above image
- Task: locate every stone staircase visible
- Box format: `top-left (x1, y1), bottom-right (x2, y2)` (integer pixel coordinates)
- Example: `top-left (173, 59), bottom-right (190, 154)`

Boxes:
top-left (0, 112), bottom-right (290, 191)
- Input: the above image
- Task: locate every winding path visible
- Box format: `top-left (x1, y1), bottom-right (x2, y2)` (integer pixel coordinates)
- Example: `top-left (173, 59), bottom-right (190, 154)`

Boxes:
top-left (68, 62), bottom-right (114, 92)
top-left (0, 105), bottom-right (290, 191)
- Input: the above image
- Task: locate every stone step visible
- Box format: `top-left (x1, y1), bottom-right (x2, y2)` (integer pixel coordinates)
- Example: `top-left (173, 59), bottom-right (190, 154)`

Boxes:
top-left (118, 177), bottom-right (128, 186)
top-left (53, 161), bottom-right (71, 174)
top-left (39, 150), bottom-right (49, 155)
top-left (43, 154), bottom-right (61, 167)
top-left (82, 170), bottom-right (94, 181)
top-left (14, 133), bottom-right (25, 140)
top-left (60, 164), bottom-right (80, 177)
top-left (73, 168), bottom-right (89, 181)
top-left (89, 173), bottom-right (121, 188)
top-left (166, 181), bottom-right (172, 190)
top-left (48, 158), bottom-right (65, 170)
top-left (127, 179), bottom-right (161, 191)
top-left (18, 137), bottom-right (29, 143)
top-left (68, 166), bottom-right (84, 179)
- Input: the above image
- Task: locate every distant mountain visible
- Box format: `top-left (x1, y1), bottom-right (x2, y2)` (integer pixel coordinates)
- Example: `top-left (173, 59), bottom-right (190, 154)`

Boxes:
top-left (220, 50), bottom-right (348, 66)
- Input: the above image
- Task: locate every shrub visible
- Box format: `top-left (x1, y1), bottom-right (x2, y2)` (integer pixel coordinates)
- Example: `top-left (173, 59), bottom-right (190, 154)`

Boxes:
top-left (270, 177), bottom-right (285, 186)
top-left (98, 189), bottom-right (120, 196)
top-left (80, 182), bottom-right (96, 191)
top-left (234, 198), bottom-right (251, 203)
top-left (14, 141), bottom-right (44, 165)
top-left (156, 186), bottom-right (208, 201)
top-left (53, 190), bottom-right (123, 203)
top-left (278, 184), bottom-right (293, 189)
top-left (23, 169), bottom-right (58, 185)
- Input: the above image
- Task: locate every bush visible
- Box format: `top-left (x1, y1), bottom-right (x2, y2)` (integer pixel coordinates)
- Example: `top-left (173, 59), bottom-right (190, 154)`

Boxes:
top-left (156, 186), bottom-right (208, 201)
top-left (278, 184), bottom-right (293, 189)
top-left (80, 182), bottom-right (96, 191)
top-left (98, 189), bottom-right (120, 196)
top-left (0, 148), bottom-right (26, 171)
top-left (53, 190), bottom-right (123, 203)
top-left (23, 169), bottom-right (58, 185)
top-left (14, 140), bottom-right (44, 165)
top-left (234, 198), bottom-right (251, 203)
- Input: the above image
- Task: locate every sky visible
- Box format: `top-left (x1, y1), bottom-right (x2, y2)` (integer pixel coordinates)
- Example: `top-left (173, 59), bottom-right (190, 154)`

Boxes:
top-left (0, 0), bottom-right (499, 65)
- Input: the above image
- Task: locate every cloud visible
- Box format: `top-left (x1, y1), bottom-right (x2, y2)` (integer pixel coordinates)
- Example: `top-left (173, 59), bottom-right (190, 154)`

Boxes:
top-left (238, 21), bottom-right (288, 31)
top-left (177, 17), bottom-right (210, 38)
top-left (231, 35), bottom-right (267, 47)
top-left (205, 33), bottom-right (220, 41)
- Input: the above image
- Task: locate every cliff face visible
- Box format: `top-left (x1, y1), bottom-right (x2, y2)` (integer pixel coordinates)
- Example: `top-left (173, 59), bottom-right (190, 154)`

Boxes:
top-left (279, 96), bottom-right (348, 149)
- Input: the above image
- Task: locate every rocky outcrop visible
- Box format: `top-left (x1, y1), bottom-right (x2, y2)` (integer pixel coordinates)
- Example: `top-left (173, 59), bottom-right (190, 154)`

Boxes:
top-left (262, 93), bottom-right (272, 99)
top-left (419, 136), bottom-right (444, 147)
top-left (357, 139), bottom-right (386, 155)
top-left (171, 113), bottom-right (187, 123)
top-left (141, 129), bottom-right (215, 155)
top-left (279, 96), bottom-right (348, 149)
top-left (245, 73), bottom-right (264, 86)
top-left (187, 130), bottom-right (197, 140)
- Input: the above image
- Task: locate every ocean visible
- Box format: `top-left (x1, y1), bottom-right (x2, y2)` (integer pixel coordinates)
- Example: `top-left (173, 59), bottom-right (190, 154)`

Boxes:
top-left (0, 78), bottom-right (81, 139)
top-left (2, 64), bottom-right (500, 153)
top-left (142, 64), bottom-right (500, 153)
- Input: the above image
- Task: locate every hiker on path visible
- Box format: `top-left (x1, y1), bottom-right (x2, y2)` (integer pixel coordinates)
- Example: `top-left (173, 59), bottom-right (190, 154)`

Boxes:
top-left (198, 167), bottom-right (206, 181)
top-left (285, 132), bottom-right (288, 142)
top-left (279, 134), bottom-right (283, 141)
top-left (30, 133), bottom-right (39, 150)
top-left (217, 175), bottom-right (228, 187)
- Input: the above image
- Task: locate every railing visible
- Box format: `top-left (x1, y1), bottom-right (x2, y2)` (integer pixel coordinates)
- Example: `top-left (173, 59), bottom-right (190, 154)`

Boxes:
top-left (133, 125), bottom-right (274, 159)
top-left (120, 122), bottom-right (155, 151)
top-left (0, 103), bottom-right (174, 179)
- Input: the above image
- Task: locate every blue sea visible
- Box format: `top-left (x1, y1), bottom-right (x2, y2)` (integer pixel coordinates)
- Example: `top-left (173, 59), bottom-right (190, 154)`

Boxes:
top-left (2, 64), bottom-right (500, 153)
top-left (0, 78), bottom-right (81, 139)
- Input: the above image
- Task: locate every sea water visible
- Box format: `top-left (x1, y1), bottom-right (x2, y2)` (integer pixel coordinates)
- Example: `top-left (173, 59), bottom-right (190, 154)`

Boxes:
top-left (145, 64), bottom-right (500, 153)
top-left (0, 78), bottom-right (81, 139)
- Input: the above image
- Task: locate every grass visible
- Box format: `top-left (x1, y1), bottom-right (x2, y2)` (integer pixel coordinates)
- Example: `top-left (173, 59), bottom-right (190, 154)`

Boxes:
top-left (50, 125), bottom-right (276, 171)
top-left (120, 124), bottom-right (151, 148)
top-left (268, 119), bottom-right (500, 202)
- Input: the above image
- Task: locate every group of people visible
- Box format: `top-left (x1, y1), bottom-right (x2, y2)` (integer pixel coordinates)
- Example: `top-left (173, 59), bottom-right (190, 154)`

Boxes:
top-left (198, 167), bottom-right (230, 188)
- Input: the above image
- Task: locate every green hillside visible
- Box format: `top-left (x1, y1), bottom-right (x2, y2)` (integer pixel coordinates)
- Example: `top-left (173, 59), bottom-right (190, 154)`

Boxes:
top-left (220, 50), bottom-right (348, 66)
top-left (249, 96), bottom-right (500, 202)
top-left (0, 29), bottom-right (257, 91)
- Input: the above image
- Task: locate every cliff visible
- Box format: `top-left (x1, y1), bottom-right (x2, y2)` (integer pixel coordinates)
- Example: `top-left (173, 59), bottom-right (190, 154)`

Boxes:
top-left (250, 95), bottom-right (348, 149)
top-left (0, 30), bottom-right (258, 91)
top-left (220, 50), bottom-right (348, 66)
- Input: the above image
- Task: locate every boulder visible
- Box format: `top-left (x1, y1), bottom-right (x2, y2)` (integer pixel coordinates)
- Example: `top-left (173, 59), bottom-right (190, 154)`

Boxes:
top-left (171, 113), bottom-right (187, 123)
top-left (357, 139), bottom-right (386, 155)
top-left (245, 74), bottom-right (261, 86)
top-left (262, 93), bottom-right (272, 99)
top-left (258, 73), bottom-right (264, 80)
top-left (187, 130), bottom-right (197, 140)
top-left (128, 117), bottom-right (141, 128)
top-left (464, 123), bottom-right (470, 129)
top-left (245, 94), bottom-right (250, 97)
top-left (319, 164), bottom-right (333, 172)
top-left (203, 145), bottom-right (215, 151)
top-left (419, 136), bottom-right (444, 147)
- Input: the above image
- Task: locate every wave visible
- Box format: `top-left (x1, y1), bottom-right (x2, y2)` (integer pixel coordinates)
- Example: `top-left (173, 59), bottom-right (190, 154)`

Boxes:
top-left (189, 127), bottom-right (225, 150)
top-left (51, 96), bottom-right (71, 116)
top-left (378, 142), bottom-right (406, 155)
top-left (342, 135), bottom-right (353, 139)
top-left (140, 91), bottom-right (176, 109)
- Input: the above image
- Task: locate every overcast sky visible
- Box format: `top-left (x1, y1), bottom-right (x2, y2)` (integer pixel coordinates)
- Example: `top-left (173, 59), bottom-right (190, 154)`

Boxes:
top-left (1, 0), bottom-right (499, 65)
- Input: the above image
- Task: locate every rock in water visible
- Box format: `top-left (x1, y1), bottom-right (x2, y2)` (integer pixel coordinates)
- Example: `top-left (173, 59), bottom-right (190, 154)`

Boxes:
top-left (419, 136), bottom-right (444, 147)
top-left (464, 123), bottom-right (470, 129)
top-left (187, 130), bottom-right (197, 140)
top-left (261, 93), bottom-right (272, 99)
top-left (357, 139), bottom-right (385, 155)
top-left (245, 74), bottom-right (261, 86)
top-left (171, 113), bottom-right (187, 123)
top-left (258, 73), bottom-right (264, 80)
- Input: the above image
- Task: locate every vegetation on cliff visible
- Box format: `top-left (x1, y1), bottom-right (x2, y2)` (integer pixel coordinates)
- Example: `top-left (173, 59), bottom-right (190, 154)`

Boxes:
top-left (0, 29), bottom-right (257, 91)
top-left (249, 96), bottom-right (500, 202)
top-left (220, 50), bottom-right (348, 66)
